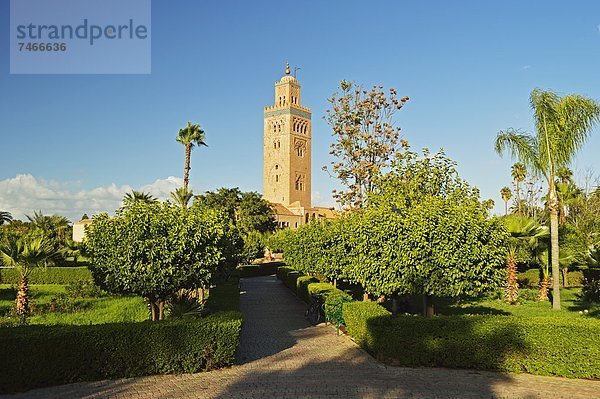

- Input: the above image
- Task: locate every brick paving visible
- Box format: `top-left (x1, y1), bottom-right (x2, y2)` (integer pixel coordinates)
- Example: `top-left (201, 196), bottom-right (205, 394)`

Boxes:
top-left (4, 275), bottom-right (600, 399)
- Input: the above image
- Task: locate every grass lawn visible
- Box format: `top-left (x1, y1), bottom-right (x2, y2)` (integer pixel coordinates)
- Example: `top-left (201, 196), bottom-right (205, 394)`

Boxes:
top-left (0, 284), bottom-right (147, 326)
top-left (437, 288), bottom-right (600, 319)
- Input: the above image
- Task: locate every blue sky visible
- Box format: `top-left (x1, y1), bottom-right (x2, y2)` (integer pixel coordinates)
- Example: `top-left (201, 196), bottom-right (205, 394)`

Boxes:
top-left (1, 0), bottom-right (600, 220)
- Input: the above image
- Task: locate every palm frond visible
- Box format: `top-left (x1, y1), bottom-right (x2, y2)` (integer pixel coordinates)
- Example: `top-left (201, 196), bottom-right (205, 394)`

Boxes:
top-left (494, 129), bottom-right (543, 179)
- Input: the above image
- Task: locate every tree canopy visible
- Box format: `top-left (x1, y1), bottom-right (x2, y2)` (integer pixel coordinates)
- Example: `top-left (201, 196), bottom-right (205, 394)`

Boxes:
top-left (85, 201), bottom-right (240, 320)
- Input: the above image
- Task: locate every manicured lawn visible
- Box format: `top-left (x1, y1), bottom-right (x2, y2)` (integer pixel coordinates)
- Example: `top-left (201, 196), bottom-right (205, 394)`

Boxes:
top-left (0, 284), bottom-right (147, 325)
top-left (437, 288), bottom-right (600, 319)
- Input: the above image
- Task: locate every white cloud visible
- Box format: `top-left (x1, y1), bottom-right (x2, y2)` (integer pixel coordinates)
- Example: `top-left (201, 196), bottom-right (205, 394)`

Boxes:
top-left (0, 174), bottom-right (184, 222)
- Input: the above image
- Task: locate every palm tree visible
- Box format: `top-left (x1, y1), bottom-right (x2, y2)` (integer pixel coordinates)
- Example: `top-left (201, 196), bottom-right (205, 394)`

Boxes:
top-left (0, 211), bottom-right (13, 226)
top-left (122, 190), bottom-right (157, 209)
top-left (0, 236), bottom-right (57, 317)
top-left (504, 215), bottom-right (550, 302)
top-left (176, 121), bottom-right (207, 193)
top-left (511, 163), bottom-right (526, 215)
top-left (500, 187), bottom-right (512, 215)
top-left (554, 167), bottom-right (581, 225)
top-left (170, 187), bottom-right (193, 209)
top-left (495, 89), bottom-right (600, 309)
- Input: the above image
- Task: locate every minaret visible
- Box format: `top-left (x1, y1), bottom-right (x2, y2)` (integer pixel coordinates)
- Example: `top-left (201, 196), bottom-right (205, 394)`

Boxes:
top-left (263, 64), bottom-right (312, 208)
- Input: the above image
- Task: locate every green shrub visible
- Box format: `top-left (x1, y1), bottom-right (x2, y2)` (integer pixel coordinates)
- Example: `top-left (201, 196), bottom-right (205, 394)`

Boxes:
top-left (517, 269), bottom-right (541, 287)
top-left (65, 280), bottom-right (106, 298)
top-left (278, 267), bottom-right (351, 324)
top-left (342, 301), bottom-right (600, 379)
top-left (518, 268), bottom-right (584, 288)
top-left (0, 312), bottom-right (242, 393)
top-left (582, 277), bottom-right (600, 302)
top-left (0, 267), bottom-right (92, 285)
top-left (240, 231), bottom-right (266, 264)
top-left (296, 276), bottom-right (320, 303)
top-left (277, 267), bottom-right (303, 294)
top-left (567, 271), bottom-right (584, 287)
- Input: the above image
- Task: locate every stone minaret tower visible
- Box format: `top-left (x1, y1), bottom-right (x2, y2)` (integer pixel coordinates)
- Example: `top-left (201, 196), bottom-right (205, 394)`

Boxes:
top-left (263, 64), bottom-right (312, 208)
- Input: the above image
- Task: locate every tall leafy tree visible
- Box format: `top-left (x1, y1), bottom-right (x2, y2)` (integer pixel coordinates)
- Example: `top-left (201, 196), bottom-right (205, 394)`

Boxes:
top-left (500, 186), bottom-right (512, 215)
top-left (194, 188), bottom-right (276, 234)
top-left (0, 235), bottom-right (56, 317)
top-left (495, 88), bottom-right (600, 309)
top-left (176, 121), bottom-right (207, 193)
top-left (324, 81), bottom-right (409, 208)
top-left (86, 201), bottom-right (239, 321)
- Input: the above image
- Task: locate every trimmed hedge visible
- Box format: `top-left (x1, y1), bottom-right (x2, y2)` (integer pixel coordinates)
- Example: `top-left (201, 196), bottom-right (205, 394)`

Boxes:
top-left (237, 262), bottom-right (285, 278)
top-left (517, 268), bottom-right (584, 288)
top-left (0, 312), bottom-right (242, 393)
top-left (342, 301), bottom-right (600, 379)
top-left (0, 267), bottom-right (92, 285)
top-left (277, 267), bottom-right (351, 324)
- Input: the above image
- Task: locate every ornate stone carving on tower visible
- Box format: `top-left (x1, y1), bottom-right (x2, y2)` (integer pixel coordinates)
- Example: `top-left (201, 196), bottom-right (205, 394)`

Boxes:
top-left (264, 63), bottom-right (312, 209)
top-left (263, 64), bottom-right (337, 229)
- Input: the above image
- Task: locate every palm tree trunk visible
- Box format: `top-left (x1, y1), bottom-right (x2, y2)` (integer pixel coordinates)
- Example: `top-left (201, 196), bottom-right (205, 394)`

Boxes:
top-left (516, 181), bottom-right (522, 216)
top-left (504, 200), bottom-right (508, 216)
top-left (505, 255), bottom-right (519, 304)
top-left (550, 206), bottom-right (561, 310)
top-left (15, 276), bottom-right (30, 317)
top-left (183, 144), bottom-right (192, 192)
top-left (538, 275), bottom-right (550, 301)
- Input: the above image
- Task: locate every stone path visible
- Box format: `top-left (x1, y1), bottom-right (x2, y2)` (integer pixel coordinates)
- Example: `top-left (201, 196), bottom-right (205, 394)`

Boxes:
top-left (5, 275), bottom-right (600, 399)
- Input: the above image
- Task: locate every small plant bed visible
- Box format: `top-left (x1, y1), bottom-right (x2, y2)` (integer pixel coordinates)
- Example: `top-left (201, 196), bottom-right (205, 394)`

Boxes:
top-left (0, 277), bottom-right (243, 393)
top-left (0, 283), bottom-right (147, 326)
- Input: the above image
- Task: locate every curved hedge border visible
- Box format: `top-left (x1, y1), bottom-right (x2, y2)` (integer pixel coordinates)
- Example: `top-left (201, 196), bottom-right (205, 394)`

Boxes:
top-left (0, 267), bottom-right (92, 285)
top-left (343, 301), bottom-right (600, 379)
top-left (0, 312), bottom-right (242, 393)
top-left (277, 267), bottom-right (351, 324)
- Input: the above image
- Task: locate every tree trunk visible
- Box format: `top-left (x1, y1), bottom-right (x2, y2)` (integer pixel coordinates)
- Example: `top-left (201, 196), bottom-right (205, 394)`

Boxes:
top-left (422, 294), bottom-right (434, 317)
top-left (561, 267), bottom-right (569, 288)
top-left (505, 255), bottom-right (519, 304)
top-left (149, 299), bottom-right (158, 321)
top-left (538, 275), bottom-right (550, 301)
top-left (157, 299), bottom-right (165, 320)
top-left (391, 294), bottom-right (399, 315)
top-left (183, 144), bottom-right (192, 192)
top-left (362, 292), bottom-right (370, 302)
top-left (516, 181), bottom-right (522, 216)
top-left (504, 201), bottom-right (508, 216)
top-left (549, 206), bottom-right (561, 310)
top-left (15, 275), bottom-right (30, 317)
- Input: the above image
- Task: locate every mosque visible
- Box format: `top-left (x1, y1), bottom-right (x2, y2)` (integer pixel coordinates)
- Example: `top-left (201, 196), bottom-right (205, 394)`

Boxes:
top-left (263, 64), bottom-right (337, 229)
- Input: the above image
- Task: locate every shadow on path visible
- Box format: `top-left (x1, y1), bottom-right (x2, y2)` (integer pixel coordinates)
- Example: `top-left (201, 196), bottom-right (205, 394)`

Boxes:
top-left (237, 275), bottom-right (310, 364)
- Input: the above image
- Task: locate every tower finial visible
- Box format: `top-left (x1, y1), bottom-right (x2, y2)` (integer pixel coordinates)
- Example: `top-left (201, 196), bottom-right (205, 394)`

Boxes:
top-left (285, 62), bottom-right (290, 75)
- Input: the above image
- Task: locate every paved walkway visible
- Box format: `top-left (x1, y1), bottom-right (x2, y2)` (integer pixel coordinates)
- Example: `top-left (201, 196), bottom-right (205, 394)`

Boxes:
top-left (5, 275), bottom-right (600, 399)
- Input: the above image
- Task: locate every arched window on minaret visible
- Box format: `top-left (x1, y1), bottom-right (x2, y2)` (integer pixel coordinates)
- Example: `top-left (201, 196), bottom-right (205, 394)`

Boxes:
top-left (295, 173), bottom-right (305, 191)
top-left (295, 140), bottom-right (305, 157)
